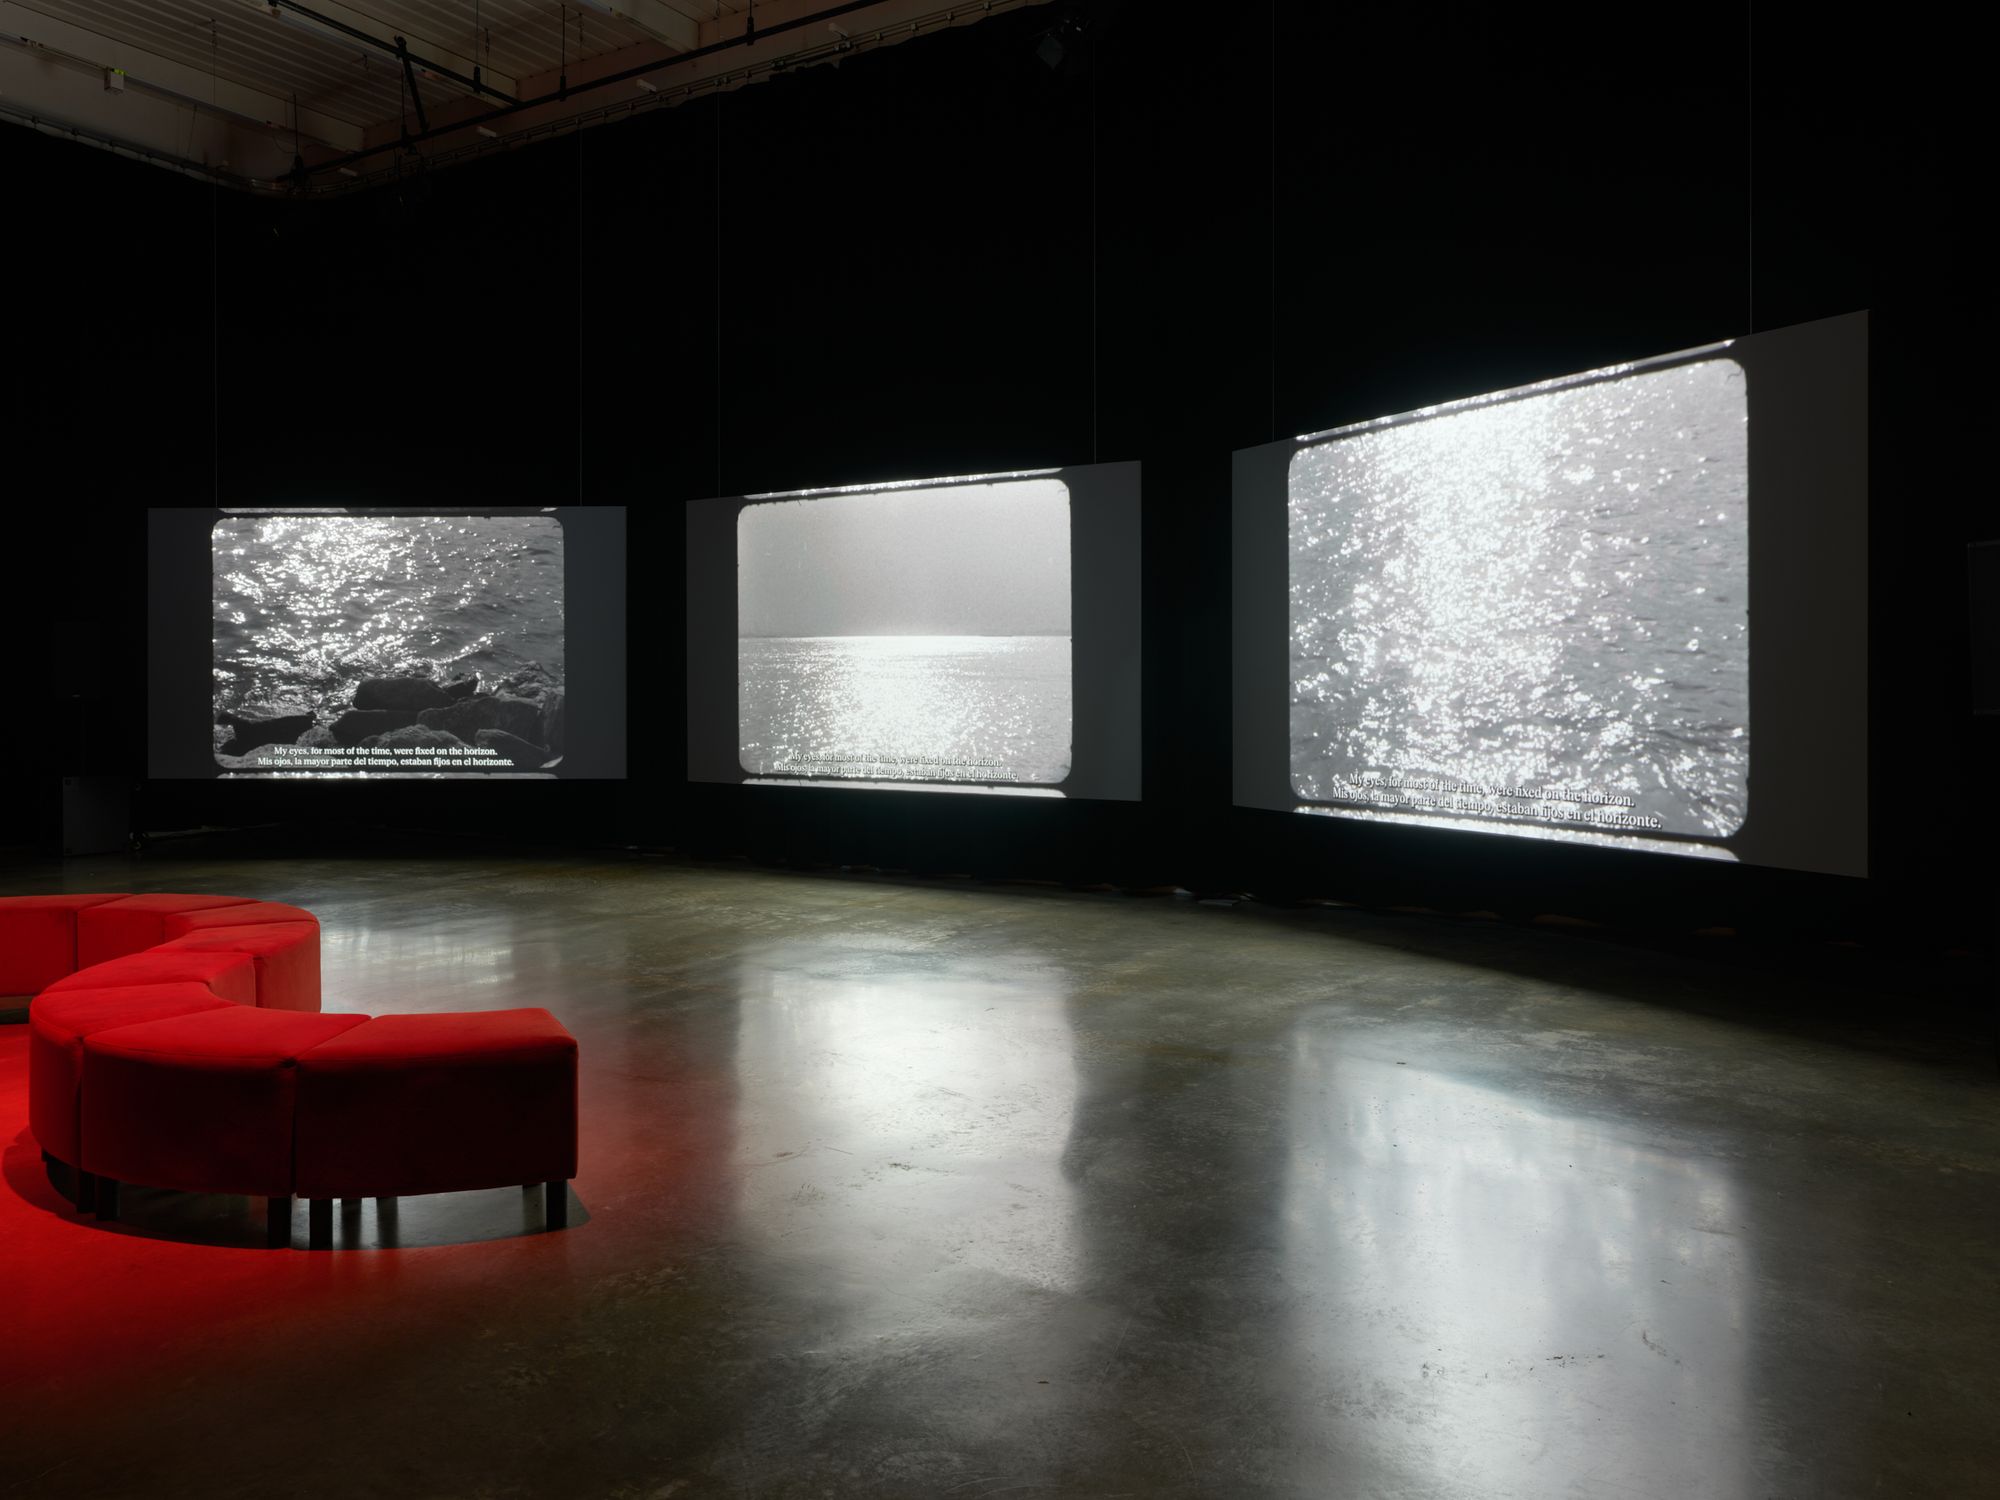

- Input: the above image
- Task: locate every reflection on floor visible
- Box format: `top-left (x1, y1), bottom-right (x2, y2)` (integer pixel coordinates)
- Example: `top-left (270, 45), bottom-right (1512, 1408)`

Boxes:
top-left (1, 851), bottom-right (1995, 1498)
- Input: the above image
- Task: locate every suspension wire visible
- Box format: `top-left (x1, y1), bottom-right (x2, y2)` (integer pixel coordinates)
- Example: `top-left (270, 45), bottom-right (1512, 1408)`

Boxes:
top-left (211, 20), bottom-right (220, 506)
top-left (714, 95), bottom-right (724, 498)
top-left (577, 127), bottom-right (585, 502)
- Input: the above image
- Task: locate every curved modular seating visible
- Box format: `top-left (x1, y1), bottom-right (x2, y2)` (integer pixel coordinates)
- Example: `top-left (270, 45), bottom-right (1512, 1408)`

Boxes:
top-left (9, 893), bottom-right (577, 1247)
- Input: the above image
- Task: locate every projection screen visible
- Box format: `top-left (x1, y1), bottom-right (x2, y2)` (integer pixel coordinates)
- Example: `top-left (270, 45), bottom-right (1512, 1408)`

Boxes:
top-left (687, 463), bottom-right (1141, 800)
top-left (147, 506), bottom-right (628, 779)
top-left (1233, 312), bottom-right (1867, 876)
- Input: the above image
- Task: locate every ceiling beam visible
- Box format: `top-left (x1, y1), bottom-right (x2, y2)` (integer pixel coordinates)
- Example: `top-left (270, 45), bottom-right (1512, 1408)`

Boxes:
top-left (229, 0), bottom-right (517, 103)
top-left (0, 42), bottom-right (296, 181)
top-left (696, 0), bottom-right (887, 48)
top-left (574, 0), bottom-right (700, 54)
top-left (343, 0), bottom-right (1051, 171)
top-left (0, 0), bottom-right (363, 151)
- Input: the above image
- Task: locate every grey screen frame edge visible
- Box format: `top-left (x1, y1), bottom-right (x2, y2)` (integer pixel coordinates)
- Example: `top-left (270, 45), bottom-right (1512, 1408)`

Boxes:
top-left (1232, 312), bottom-right (1869, 878)
top-left (146, 505), bottom-right (627, 780)
top-left (686, 461), bottom-right (1143, 802)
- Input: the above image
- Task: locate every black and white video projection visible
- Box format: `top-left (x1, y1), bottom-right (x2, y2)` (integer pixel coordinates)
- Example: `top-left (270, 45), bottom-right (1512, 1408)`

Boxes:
top-left (1234, 312), bottom-right (1867, 875)
top-left (687, 464), bottom-right (1141, 799)
top-left (147, 507), bottom-right (627, 779)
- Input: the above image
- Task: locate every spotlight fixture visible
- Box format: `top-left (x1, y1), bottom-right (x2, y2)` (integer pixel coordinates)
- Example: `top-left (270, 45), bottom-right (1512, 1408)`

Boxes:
top-left (476, 124), bottom-right (498, 138)
top-left (1035, 8), bottom-right (1093, 73)
top-left (636, 77), bottom-right (657, 93)
top-left (261, 2), bottom-right (370, 55)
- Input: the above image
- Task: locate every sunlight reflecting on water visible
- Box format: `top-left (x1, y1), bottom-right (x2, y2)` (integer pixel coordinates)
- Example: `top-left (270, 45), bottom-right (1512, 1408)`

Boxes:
top-left (213, 514), bottom-right (563, 719)
top-left (740, 635), bottom-right (1072, 784)
top-left (1290, 359), bottom-right (1747, 842)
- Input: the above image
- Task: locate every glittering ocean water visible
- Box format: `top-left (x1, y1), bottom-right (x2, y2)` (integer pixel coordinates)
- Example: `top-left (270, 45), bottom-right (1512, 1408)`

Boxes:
top-left (213, 515), bottom-right (564, 720)
top-left (739, 635), bottom-right (1072, 784)
top-left (1289, 357), bottom-right (1749, 841)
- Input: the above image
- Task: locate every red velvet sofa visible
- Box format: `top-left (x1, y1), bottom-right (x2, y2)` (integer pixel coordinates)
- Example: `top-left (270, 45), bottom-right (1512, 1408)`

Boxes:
top-left (3, 893), bottom-right (577, 1248)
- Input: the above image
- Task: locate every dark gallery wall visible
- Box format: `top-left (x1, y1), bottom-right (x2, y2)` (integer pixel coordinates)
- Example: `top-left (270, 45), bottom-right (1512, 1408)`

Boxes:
top-left (4, 135), bottom-right (222, 853)
top-left (6, 2), bottom-right (1986, 937)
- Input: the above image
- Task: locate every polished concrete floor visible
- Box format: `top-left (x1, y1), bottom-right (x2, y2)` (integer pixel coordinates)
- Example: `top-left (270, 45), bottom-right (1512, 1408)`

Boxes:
top-left (1, 849), bottom-right (1996, 1498)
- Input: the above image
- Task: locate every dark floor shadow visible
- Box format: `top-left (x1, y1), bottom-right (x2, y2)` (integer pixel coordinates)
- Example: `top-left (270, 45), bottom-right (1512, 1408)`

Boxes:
top-left (279, 1184), bottom-right (590, 1251)
top-left (1217, 896), bottom-right (1997, 1073)
top-left (5, 1130), bottom-right (587, 1250)
top-left (4, 1130), bottom-right (82, 1219)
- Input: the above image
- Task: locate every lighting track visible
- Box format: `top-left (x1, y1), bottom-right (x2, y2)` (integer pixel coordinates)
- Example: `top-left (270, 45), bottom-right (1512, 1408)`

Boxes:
top-left (264, 0), bottom-right (517, 105)
top-left (299, 0), bottom-right (899, 183)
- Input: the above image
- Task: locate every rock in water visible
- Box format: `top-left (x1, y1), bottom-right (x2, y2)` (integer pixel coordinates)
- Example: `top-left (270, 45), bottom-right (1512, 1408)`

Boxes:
top-left (297, 725), bottom-right (338, 749)
top-left (359, 726), bottom-right (471, 750)
top-left (541, 688), bottom-right (565, 755)
top-left (330, 709), bottom-right (420, 746)
top-left (473, 728), bottom-right (550, 769)
top-left (490, 696), bottom-right (546, 741)
top-left (417, 695), bottom-right (545, 743)
top-left (354, 677), bottom-right (451, 711)
top-left (443, 674), bottom-right (480, 700)
top-left (495, 663), bottom-right (558, 699)
top-left (417, 699), bottom-right (495, 739)
top-left (220, 707), bottom-right (315, 755)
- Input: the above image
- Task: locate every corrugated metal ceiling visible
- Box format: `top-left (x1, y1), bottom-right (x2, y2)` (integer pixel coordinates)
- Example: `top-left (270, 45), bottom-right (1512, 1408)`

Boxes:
top-left (1, 0), bottom-right (1051, 188)
top-left (10, 0), bottom-right (752, 126)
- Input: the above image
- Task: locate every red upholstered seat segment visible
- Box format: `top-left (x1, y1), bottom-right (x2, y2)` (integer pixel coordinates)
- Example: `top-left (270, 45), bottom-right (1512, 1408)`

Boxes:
top-left (0, 895), bottom-right (129, 995)
top-left (81, 1008), bottom-right (370, 1196)
top-left (76, 894), bottom-right (257, 970)
top-left (158, 923), bottom-right (321, 1012)
top-left (42, 949), bottom-right (259, 1008)
top-left (28, 983), bottom-right (237, 1164)
top-left (296, 1009), bottom-right (578, 1199)
top-left (165, 902), bottom-right (319, 938)
top-left (21, 889), bottom-right (579, 1228)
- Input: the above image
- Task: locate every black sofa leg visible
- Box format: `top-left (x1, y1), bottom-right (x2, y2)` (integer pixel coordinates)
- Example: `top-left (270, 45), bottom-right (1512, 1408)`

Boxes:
top-left (95, 1177), bottom-right (119, 1221)
top-left (76, 1169), bottom-right (97, 1214)
top-left (545, 1181), bottom-right (568, 1231)
top-left (308, 1197), bottom-right (332, 1250)
top-left (267, 1196), bottom-right (292, 1249)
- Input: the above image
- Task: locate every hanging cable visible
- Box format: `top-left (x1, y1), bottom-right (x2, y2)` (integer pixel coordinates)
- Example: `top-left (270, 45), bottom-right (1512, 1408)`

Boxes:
top-left (304, 0), bottom-right (908, 182)
top-left (577, 127), bottom-right (585, 503)
top-left (209, 20), bottom-right (219, 508)
top-left (716, 97), bottom-right (724, 502)
top-left (264, 1), bottom-right (513, 104)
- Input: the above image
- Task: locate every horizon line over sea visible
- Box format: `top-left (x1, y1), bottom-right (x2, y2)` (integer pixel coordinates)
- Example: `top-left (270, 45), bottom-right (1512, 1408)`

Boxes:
top-left (739, 633), bottom-right (1072, 786)
top-left (739, 631), bottom-right (1071, 641)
